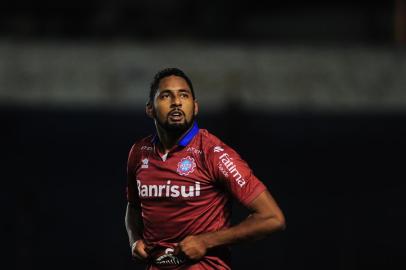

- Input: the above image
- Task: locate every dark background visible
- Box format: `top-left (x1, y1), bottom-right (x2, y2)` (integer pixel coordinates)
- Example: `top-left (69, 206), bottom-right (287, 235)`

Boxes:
top-left (0, 1), bottom-right (395, 43)
top-left (3, 1), bottom-right (406, 270)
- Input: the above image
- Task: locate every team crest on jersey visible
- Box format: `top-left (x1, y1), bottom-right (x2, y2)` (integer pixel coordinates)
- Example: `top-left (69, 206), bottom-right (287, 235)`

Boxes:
top-left (141, 158), bottom-right (149, 169)
top-left (177, 156), bottom-right (196, 176)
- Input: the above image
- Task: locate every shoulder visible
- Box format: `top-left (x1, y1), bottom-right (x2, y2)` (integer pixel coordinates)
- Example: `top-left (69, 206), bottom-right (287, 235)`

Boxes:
top-left (198, 129), bottom-right (223, 150)
top-left (128, 135), bottom-right (154, 162)
top-left (198, 129), bottom-right (240, 158)
top-left (129, 135), bottom-right (153, 151)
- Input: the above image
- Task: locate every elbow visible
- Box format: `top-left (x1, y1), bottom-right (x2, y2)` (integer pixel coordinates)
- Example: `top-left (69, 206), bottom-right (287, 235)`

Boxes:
top-left (266, 214), bottom-right (286, 233)
top-left (276, 209), bottom-right (287, 230)
top-left (276, 215), bottom-right (286, 231)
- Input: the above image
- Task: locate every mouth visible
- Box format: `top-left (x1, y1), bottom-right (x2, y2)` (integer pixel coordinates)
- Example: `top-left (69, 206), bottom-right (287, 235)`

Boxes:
top-left (168, 110), bottom-right (184, 122)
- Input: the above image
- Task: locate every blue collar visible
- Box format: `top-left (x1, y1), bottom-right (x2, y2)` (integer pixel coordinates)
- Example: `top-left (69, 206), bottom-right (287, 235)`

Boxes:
top-left (178, 122), bottom-right (199, 146)
top-left (152, 122), bottom-right (199, 147)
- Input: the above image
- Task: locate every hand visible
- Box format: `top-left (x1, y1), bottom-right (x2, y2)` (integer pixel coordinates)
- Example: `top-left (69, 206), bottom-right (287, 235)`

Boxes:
top-left (175, 235), bottom-right (208, 261)
top-left (131, 239), bottom-right (149, 261)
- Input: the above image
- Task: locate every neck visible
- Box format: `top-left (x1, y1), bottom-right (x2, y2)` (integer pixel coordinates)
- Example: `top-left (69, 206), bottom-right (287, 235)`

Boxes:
top-left (155, 122), bottom-right (194, 153)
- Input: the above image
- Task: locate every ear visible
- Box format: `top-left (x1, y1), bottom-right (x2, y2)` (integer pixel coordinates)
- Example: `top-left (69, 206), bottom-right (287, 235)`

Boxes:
top-left (145, 102), bottom-right (154, 118)
top-left (194, 99), bottom-right (199, 116)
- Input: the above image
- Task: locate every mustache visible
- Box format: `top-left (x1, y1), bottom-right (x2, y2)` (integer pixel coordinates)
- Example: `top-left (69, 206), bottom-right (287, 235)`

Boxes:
top-left (168, 108), bottom-right (185, 116)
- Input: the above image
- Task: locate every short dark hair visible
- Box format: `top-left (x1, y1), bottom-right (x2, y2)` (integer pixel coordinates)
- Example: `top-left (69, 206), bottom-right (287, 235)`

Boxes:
top-left (149, 68), bottom-right (195, 103)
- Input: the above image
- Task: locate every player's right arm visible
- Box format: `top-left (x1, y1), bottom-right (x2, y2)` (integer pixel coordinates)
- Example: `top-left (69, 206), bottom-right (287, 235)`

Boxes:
top-left (125, 144), bottom-right (149, 261)
top-left (125, 202), bottom-right (149, 260)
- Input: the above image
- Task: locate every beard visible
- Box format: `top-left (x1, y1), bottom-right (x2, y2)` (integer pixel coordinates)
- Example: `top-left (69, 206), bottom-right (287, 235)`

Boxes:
top-left (155, 109), bottom-right (195, 136)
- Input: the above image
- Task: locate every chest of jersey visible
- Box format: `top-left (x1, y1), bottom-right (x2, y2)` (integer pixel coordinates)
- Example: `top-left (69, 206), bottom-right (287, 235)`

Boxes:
top-left (135, 149), bottom-right (215, 201)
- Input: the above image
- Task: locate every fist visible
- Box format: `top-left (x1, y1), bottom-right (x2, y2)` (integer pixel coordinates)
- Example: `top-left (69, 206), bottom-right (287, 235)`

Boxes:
top-left (175, 235), bottom-right (208, 261)
top-left (131, 239), bottom-right (149, 261)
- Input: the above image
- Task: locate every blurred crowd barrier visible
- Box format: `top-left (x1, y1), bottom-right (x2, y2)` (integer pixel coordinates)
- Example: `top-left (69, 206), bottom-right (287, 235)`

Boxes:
top-left (1, 41), bottom-right (405, 111)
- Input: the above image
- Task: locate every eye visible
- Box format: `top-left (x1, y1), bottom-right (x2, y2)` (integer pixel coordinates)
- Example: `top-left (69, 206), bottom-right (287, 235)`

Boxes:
top-left (160, 93), bottom-right (170, 99)
top-left (180, 93), bottom-right (189, 98)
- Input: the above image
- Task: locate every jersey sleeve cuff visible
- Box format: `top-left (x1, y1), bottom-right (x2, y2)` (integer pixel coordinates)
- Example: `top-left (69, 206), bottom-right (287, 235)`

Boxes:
top-left (240, 184), bottom-right (267, 207)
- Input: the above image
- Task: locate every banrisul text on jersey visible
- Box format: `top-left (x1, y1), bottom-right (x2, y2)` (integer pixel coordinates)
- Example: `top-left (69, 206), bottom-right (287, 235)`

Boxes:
top-left (137, 180), bottom-right (201, 198)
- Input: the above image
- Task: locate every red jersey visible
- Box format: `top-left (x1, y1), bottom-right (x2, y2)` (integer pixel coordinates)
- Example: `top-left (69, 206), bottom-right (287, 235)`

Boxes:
top-left (127, 123), bottom-right (266, 269)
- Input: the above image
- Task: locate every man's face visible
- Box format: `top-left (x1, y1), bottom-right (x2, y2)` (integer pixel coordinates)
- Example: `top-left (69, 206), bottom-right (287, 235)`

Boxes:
top-left (149, 75), bottom-right (198, 133)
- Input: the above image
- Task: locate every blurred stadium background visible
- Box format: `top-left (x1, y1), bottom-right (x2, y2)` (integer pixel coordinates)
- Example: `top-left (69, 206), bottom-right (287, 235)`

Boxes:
top-left (3, 1), bottom-right (406, 269)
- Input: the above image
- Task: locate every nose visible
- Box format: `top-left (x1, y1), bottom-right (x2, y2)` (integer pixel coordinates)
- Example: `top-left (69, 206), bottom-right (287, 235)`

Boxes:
top-left (171, 95), bottom-right (182, 107)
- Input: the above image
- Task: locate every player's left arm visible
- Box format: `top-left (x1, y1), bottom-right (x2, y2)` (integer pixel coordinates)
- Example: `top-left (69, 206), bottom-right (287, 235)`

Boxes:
top-left (176, 189), bottom-right (285, 260)
top-left (176, 143), bottom-right (285, 260)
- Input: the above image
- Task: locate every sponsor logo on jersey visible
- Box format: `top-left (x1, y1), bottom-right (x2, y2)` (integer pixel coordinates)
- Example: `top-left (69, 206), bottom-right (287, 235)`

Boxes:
top-left (218, 153), bottom-right (246, 187)
top-left (213, 146), bottom-right (224, 153)
top-left (218, 163), bottom-right (229, 177)
top-left (136, 180), bottom-right (201, 198)
top-left (177, 156), bottom-right (196, 176)
top-left (186, 147), bottom-right (203, 155)
top-left (140, 145), bottom-right (153, 151)
top-left (154, 248), bottom-right (185, 265)
top-left (141, 158), bottom-right (149, 169)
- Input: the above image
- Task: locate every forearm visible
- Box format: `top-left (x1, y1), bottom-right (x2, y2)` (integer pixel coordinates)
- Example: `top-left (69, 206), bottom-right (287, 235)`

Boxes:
top-left (200, 212), bottom-right (285, 249)
top-left (125, 202), bottom-right (144, 247)
top-left (198, 190), bottom-right (286, 249)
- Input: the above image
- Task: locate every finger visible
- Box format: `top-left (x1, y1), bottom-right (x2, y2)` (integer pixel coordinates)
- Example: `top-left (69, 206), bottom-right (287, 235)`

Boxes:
top-left (132, 244), bottom-right (149, 260)
top-left (132, 252), bottom-right (145, 261)
top-left (137, 247), bottom-right (149, 259)
top-left (173, 243), bottom-right (180, 255)
top-left (144, 245), bottom-right (153, 254)
top-left (133, 251), bottom-right (148, 261)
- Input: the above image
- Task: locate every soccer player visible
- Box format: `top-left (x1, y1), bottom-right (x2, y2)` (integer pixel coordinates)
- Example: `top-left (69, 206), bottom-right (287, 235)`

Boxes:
top-left (125, 68), bottom-right (285, 269)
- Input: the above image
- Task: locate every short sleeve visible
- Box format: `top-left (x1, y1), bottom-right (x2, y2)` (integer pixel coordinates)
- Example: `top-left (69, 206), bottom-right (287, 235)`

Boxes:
top-left (207, 144), bottom-right (267, 207)
top-left (126, 144), bottom-right (139, 204)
